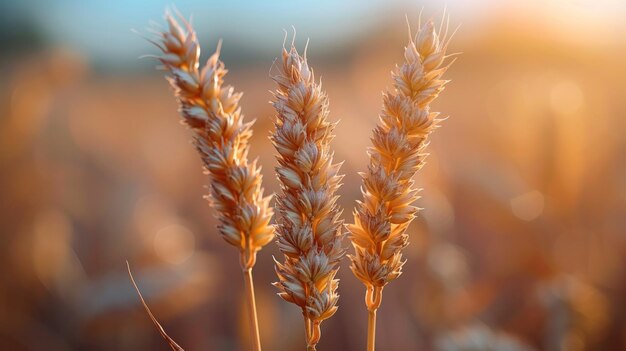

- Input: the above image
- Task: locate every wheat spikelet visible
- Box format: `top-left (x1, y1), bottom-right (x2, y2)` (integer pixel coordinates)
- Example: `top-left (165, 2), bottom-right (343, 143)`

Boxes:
top-left (147, 11), bottom-right (274, 351)
top-left (346, 16), bottom-right (456, 351)
top-left (270, 42), bottom-right (344, 351)
top-left (150, 13), bottom-right (274, 264)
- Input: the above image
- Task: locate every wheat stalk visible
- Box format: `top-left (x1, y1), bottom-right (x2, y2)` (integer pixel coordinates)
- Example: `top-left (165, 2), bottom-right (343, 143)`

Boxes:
top-left (346, 16), bottom-right (456, 351)
top-left (147, 12), bottom-right (274, 351)
top-left (270, 42), bottom-right (345, 351)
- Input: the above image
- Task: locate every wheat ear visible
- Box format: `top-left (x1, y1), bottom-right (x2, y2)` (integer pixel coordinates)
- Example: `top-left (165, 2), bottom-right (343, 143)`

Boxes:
top-left (148, 12), bottom-right (274, 351)
top-left (270, 42), bottom-right (345, 351)
top-left (347, 18), bottom-right (455, 351)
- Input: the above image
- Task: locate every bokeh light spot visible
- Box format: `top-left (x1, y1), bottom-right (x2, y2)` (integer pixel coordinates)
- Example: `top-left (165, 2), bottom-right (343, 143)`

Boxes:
top-left (153, 224), bottom-right (195, 265)
top-left (550, 80), bottom-right (584, 115)
top-left (32, 209), bottom-right (72, 289)
top-left (510, 190), bottom-right (545, 221)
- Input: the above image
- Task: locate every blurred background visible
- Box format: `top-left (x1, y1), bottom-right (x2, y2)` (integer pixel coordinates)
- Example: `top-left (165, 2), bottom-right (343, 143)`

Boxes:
top-left (1, 0), bottom-right (625, 350)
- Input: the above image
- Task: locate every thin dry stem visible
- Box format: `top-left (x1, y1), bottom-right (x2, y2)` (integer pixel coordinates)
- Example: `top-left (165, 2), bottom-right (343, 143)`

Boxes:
top-left (305, 317), bottom-right (318, 351)
top-left (368, 309), bottom-right (377, 351)
top-left (243, 268), bottom-right (261, 351)
top-left (127, 262), bottom-right (184, 351)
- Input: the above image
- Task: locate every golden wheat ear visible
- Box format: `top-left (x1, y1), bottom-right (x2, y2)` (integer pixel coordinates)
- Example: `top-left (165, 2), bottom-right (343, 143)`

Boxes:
top-left (127, 262), bottom-right (184, 351)
top-left (270, 39), bottom-right (345, 351)
top-left (142, 10), bottom-right (275, 351)
top-left (346, 14), bottom-right (458, 351)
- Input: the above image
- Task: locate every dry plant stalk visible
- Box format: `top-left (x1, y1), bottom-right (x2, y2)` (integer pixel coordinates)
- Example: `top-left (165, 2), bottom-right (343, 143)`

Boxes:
top-left (346, 17), bottom-right (456, 351)
top-left (270, 43), bottom-right (344, 351)
top-left (127, 262), bottom-right (184, 351)
top-left (147, 12), bottom-right (274, 351)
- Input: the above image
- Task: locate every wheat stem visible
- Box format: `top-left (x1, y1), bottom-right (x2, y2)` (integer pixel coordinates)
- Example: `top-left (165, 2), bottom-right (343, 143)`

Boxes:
top-left (305, 318), bottom-right (315, 351)
top-left (367, 309), bottom-right (377, 351)
top-left (366, 286), bottom-right (382, 351)
top-left (243, 268), bottom-right (262, 351)
top-left (304, 317), bottom-right (311, 342)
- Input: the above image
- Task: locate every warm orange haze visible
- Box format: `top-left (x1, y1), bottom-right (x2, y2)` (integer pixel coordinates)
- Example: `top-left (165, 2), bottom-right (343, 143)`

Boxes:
top-left (1, 1), bottom-right (625, 351)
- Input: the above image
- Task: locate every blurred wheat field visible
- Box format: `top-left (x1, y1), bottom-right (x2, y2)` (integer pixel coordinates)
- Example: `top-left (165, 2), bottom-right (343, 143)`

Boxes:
top-left (1, 1), bottom-right (625, 350)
